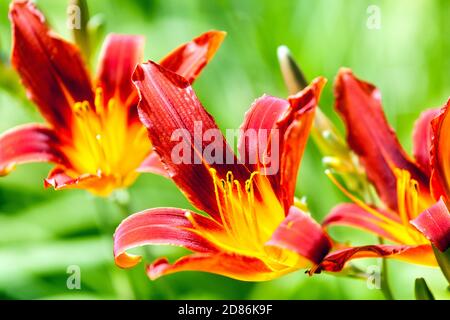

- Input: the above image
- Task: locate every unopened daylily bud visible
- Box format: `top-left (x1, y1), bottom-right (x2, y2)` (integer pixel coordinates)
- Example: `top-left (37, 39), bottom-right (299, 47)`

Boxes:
top-left (87, 14), bottom-right (106, 51)
top-left (277, 45), bottom-right (372, 200)
top-left (277, 45), bottom-right (348, 156)
top-left (69, 0), bottom-right (91, 61)
top-left (322, 156), bottom-right (355, 173)
top-left (277, 45), bottom-right (308, 94)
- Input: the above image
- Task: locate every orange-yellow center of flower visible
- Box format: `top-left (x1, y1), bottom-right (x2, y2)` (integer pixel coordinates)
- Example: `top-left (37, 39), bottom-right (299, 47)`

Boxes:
top-left (186, 169), bottom-right (309, 271)
top-left (393, 169), bottom-right (429, 244)
top-left (61, 88), bottom-right (151, 196)
top-left (210, 170), bottom-right (279, 251)
top-left (327, 169), bottom-right (429, 245)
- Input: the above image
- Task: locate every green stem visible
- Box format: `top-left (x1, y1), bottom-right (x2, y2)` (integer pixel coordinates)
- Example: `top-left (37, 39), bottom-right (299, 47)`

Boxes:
top-left (379, 237), bottom-right (394, 300)
top-left (92, 195), bottom-right (114, 233)
top-left (92, 193), bottom-right (141, 299)
top-left (336, 264), bottom-right (371, 281)
top-left (109, 191), bottom-right (176, 299)
top-left (380, 256), bottom-right (394, 300)
top-left (142, 247), bottom-right (175, 299)
top-left (114, 200), bottom-right (130, 217)
top-left (110, 189), bottom-right (131, 217)
top-left (70, 0), bottom-right (91, 63)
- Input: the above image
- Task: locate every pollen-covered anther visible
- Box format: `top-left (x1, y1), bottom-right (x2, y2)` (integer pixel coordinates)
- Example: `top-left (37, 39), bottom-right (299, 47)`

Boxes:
top-left (208, 168), bottom-right (266, 250)
top-left (72, 101), bottom-right (92, 116)
top-left (394, 168), bottom-right (427, 243)
top-left (184, 211), bottom-right (196, 226)
top-left (394, 168), bottom-right (420, 219)
top-left (94, 87), bottom-right (105, 114)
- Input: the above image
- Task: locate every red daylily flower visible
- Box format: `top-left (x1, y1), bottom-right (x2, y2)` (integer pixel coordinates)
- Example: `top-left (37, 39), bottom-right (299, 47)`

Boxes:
top-left (0, 0), bottom-right (225, 196)
top-left (313, 69), bottom-right (450, 273)
top-left (113, 61), bottom-right (332, 281)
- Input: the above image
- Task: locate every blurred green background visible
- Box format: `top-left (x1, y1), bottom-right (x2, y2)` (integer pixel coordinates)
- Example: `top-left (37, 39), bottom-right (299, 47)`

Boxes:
top-left (0, 0), bottom-right (449, 300)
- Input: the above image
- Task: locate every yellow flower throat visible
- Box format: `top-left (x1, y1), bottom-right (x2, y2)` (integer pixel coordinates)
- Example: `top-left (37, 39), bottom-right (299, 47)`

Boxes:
top-left (61, 88), bottom-right (151, 196)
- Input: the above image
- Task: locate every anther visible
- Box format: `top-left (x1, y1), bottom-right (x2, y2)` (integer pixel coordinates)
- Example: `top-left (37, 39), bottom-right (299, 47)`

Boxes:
top-left (95, 87), bottom-right (104, 114)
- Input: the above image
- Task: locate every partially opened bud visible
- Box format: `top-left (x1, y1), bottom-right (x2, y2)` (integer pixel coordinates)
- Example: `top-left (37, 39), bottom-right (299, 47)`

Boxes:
top-left (277, 45), bottom-right (371, 200)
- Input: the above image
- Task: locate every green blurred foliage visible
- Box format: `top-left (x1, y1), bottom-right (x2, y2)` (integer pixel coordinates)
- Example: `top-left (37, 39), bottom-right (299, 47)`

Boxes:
top-left (0, 0), bottom-right (449, 300)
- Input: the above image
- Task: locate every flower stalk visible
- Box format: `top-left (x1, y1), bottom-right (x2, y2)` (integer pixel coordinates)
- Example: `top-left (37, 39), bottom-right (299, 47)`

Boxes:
top-left (378, 237), bottom-right (394, 300)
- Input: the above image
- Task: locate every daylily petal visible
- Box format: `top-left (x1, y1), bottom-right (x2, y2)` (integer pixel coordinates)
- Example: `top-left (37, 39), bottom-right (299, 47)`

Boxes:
top-left (125, 31), bottom-right (225, 125)
top-left (431, 99), bottom-right (450, 202)
top-left (0, 124), bottom-right (67, 175)
top-left (323, 203), bottom-right (404, 243)
top-left (411, 199), bottom-right (450, 252)
top-left (334, 69), bottom-right (429, 212)
top-left (266, 206), bottom-right (331, 264)
top-left (137, 153), bottom-right (169, 177)
top-left (312, 244), bottom-right (435, 273)
top-left (239, 96), bottom-right (289, 166)
top-left (132, 61), bottom-right (248, 221)
top-left (239, 96), bottom-right (289, 190)
top-left (44, 168), bottom-right (117, 196)
top-left (96, 34), bottom-right (145, 107)
top-left (147, 253), bottom-right (289, 282)
top-left (160, 31), bottom-right (226, 83)
top-left (239, 78), bottom-right (326, 210)
top-left (113, 208), bottom-right (221, 268)
top-left (10, 0), bottom-right (94, 132)
top-left (279, 80), bottom-right (326, 209)
top-left (413, 108), bottom-right (441, 175)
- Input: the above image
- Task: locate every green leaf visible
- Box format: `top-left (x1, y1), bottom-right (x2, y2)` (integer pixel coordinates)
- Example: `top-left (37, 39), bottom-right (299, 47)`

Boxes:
top-left (415, 278), bottom-right (435, 300)
top-left (433, 246), bottom-right (450, 285)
